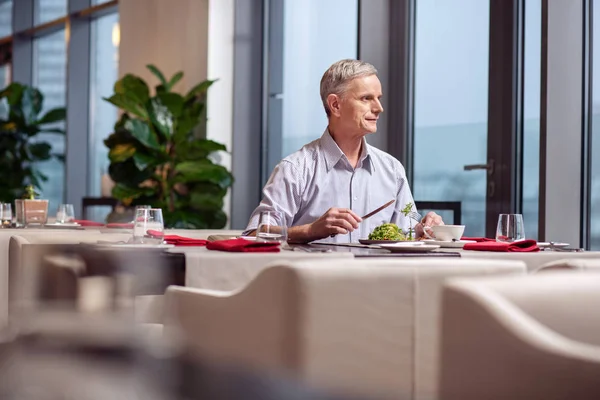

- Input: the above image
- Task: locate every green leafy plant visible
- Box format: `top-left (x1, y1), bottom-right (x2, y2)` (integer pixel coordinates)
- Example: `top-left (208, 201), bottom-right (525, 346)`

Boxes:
top-left (0, 82), bottom-right (66, 202)
top-left (103, 65), bottom-right (233, 228)
top-left (22, 184), bottom-right (40, 200)
top-left (401, 202), bottom-right (415, 240)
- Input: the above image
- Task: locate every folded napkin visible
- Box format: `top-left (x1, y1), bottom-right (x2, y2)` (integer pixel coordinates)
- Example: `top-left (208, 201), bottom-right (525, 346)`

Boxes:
top-left (463, 239), bottom-right (539, 252)
top-left (206, 238), bottom-right (280, 253)
top-left (73, 219), bottom-right (105, 227)
top-left (145, 230), bottom-right (208, 246)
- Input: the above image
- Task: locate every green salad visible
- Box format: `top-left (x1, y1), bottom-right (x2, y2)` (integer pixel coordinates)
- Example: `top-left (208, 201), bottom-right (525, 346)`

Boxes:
top-left (368, 223), bottom-right (407, 241)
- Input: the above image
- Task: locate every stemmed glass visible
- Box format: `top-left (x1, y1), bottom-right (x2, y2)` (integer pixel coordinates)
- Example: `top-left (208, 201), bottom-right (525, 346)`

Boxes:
top-left (257, 211), bottom-right (287, 243)
top-left (132, 208), bottom-right (164, 245)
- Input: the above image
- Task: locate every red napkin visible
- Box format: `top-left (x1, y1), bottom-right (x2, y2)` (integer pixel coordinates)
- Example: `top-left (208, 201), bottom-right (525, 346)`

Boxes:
top-left (146, 230), bottom-right (208, 246)
top-left (106, 223), bottom-right (134, 229)
top-left (73, 219), bottom-right (105, 227)
top-left (463, 239), bottom-right (539, 252)
top-left (206, 238), bottom-right (280, 253)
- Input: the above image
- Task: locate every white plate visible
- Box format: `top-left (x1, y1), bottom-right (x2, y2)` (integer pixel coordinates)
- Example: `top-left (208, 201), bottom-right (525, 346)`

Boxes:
top-left (379, 243), bottom-right (441, 253)
top-left (238, 236), bottom-right (257, 241)
top-left (44, 223), bottom-right (83, 229)
top-left (359, 239), bottom-right (423, 246)
top-left (537, 242), bottom-right (569, 249)
top-left (422, 239), bottom-right (476, 248)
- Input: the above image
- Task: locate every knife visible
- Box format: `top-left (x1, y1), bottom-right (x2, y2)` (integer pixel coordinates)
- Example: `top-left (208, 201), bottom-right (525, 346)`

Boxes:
top-left (361, 199), bottom-right (396, 220)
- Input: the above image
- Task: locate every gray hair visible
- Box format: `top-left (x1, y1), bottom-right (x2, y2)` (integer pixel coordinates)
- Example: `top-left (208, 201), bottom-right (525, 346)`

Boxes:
top-left (320, 59), bottom-right (378, 117)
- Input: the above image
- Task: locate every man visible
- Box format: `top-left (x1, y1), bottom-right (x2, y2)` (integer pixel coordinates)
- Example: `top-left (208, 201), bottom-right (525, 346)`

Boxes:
top-left (246, 59), bottom-right (443, 243)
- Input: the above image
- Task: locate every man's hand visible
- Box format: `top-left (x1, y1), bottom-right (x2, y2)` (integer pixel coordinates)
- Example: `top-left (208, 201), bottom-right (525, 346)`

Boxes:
top-left (309, 207), bottom-right (362, 239)
top-left (415, 211), bottom-right (444, 239)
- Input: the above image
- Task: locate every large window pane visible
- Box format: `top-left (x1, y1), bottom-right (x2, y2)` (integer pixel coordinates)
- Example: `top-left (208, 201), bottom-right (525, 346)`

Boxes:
top-left (522, 0), bottom-right (542, 240)
top-left (35, 0), bottom-right (67, 25)
top-left (89, 13), bottom-right (119, 221)
top-left (0, 64), bottom-right (9, 87)
top-left (591, 2), bottom-right (600, 249)
top-left (0, 0), bottom-right (12, 38)
top-left (33, 29), bottom-right (66, 214)
top-left (413, 0), bottom-right (489, 236)
top-left (280, 0), bottom-right (358, 157)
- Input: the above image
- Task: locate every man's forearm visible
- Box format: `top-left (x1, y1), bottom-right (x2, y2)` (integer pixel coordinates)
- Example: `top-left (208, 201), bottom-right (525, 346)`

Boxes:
top-left (287, 224), bottom-right (315, 244)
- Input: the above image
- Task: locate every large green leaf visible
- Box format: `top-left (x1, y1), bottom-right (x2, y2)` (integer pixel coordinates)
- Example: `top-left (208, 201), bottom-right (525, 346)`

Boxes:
top-left (109, 159), bottom-right (153, 187)
top-left (21, 87), bottom-right (43, 125)
top-left (124, 119), bottom-right (161, 150)
top-left (162, 209), bottom-right (209, 229)
top-left (189, 191), bottom-right (224, 212)
top-left (37, 108), bottom-right (66, 125)
top-left (184, 79), bottom-right (217, 102)
top-left (166, 71), bottom-right (183, 91)
top-left (0, 83), bottom-right (24, 107)
top-left (111, 183), bottom-right (156, 202)
top-left (104, 130), bottom-right (136, 149)
top-left (132, 151), bottom-right (157, 170)
top-left (146, 64), bottom-right (168, 86)
top-left (114, 74), bottom-right (150, 105)
top-left (108, 143), bottom-right (136, 162)
top-left (173, 101), bottom-right (205, 143)
top-left (175, 161), bottom-right (233, 189)
top-left (28, 142), bottom-right (52, 161)
top-left (104, 94), bottom-right (149, 119)
top-left (146, 93), bottom-right (184, 138)
top-left (177, 139), bottom-right (227, 161)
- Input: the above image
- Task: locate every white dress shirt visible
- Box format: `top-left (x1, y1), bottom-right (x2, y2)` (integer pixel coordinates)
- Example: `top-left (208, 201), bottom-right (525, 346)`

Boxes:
top-left (246, 130), bottom-right (416, 243)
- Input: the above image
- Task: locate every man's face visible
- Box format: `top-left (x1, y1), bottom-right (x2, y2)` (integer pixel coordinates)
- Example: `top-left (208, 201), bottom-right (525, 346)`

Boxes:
top-left (336, 75), bottom-right (384, 135)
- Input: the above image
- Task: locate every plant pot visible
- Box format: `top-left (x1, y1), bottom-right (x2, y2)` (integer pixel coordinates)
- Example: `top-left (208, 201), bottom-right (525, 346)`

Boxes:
top-left (15, 199), bottom-right (49, 226)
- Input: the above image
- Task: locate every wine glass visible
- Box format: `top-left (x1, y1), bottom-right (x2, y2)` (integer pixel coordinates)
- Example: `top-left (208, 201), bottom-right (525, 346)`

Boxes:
top-left (132, 208), bottom-right (164, 245)
top-left (257, 211), bottom-right (287, 243)
top-left (496, 214), bottom-right (525, 242)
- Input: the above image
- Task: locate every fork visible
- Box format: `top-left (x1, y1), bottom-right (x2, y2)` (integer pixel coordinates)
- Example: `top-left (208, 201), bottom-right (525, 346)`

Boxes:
top-left (408, 211), bottom-right (422, 223)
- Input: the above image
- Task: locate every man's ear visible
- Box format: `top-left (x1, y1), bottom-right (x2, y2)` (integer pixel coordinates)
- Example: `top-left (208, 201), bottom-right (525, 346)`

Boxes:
top-left (327, 94), bottom-right (342, 117)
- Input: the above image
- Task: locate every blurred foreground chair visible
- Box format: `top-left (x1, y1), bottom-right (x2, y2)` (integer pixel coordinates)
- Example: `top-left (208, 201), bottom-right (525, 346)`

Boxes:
top-left (535, 257), bottom-right (600, 272)
top-left (164, 258), bottom-right (525, 399)
top-left (439, 272), bottom-right (600, 400)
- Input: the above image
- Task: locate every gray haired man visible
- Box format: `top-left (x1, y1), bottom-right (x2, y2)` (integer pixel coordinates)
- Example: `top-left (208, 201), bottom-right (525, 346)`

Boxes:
top-left (246, 59), bottom-right (443, 243)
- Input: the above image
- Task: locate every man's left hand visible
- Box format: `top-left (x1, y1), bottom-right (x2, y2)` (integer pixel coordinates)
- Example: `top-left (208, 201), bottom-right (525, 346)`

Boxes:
top-left (415, 211), bottom-right (444, 239)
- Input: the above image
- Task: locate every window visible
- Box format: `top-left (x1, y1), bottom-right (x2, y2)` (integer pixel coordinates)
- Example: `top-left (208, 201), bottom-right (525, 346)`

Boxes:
top-left (89, 13), bottom-right (119, 218)
top-left (35, 0), bottom-right (67, 25)
top-left (0, 0), bottom-right (12, 38)
top-left (412, 0), bottom-right (490, 236)
top-left (591, 1), bottom-right (600, 249)
top-left (522, 0), bottom-right (542, 240)
top-left (279, 0), bottom-right (358, 158)
top-left (32, 29), bottom-right (66, 214)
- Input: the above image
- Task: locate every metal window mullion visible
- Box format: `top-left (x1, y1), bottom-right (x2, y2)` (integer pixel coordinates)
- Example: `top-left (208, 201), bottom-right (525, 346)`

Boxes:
top-left (12, 0), bottom-right (34, 84)
top-left (581, 0), bottom-right (592, 249)
top-left (65, 0), bottom-right (92, 215)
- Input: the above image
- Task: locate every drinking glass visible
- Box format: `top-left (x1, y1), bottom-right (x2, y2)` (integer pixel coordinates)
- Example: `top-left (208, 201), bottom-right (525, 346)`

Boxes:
top-left (133, 205), bottom-right (151, 223)
top-left (132, 208), bottom-right (164, 245)
top-left (496, 214), bottom-right (525, 242)
top-left (1, 203), bottom-right (11, 227)
top-left (56, 204), bottom-right (75, 224)
top-left (257, 211), bottom-right (287, 243)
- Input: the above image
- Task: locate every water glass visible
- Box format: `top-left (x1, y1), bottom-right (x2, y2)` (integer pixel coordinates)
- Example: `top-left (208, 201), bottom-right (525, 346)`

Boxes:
top-left (132, 208), bottom-right (164, 245)
top-left (1, 203), bottom-right (11, 227)
top-left (257, 211), bottom-right (287, 243)
top-left (496, 214), bottom-right (525, 243)
top-left (56, 204), bottom-right (75, 224)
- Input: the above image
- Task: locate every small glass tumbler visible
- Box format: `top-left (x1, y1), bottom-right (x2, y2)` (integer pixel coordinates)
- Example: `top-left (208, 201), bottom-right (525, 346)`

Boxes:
top-left (132, 208), bottom-right (164, 245)
top-left (0, 203), bottom-right (11, 228)
top-left (496, 213), bottom-right (525, 243)
top-left (56, 204), bottom-right (75, 224)
top-left (257, 211), bottom-right (287, 243)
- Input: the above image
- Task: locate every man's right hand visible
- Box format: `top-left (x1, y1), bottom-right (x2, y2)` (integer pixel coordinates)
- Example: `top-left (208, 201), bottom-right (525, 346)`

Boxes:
top-left (307, 207), bottom-right (362, 240)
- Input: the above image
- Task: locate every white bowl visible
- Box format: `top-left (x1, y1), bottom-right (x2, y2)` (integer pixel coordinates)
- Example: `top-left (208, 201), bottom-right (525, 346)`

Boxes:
top-left (430, 225), bottom-right (465, 241)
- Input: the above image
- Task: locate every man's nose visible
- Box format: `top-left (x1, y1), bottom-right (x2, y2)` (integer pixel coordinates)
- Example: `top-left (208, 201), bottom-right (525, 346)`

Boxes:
top-left (374, 99), bottom-right (384, 113)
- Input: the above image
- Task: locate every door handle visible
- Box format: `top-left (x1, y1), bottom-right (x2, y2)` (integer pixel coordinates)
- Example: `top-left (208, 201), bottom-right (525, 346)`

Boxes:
top-left (464, 159), bottom-right (495, 176)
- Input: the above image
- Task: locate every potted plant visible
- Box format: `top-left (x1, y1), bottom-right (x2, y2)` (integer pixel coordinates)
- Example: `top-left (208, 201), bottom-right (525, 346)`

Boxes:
top-left (103, 65), bottom-right (233, 228)
top-left (14, 185), bottom-right (49, 226)
top-left (0, 82), bottom-right (66, 203)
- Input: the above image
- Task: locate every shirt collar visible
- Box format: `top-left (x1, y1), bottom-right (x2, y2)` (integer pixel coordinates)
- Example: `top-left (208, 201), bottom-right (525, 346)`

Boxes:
top-left (320, 129), bottom-right (374, 174)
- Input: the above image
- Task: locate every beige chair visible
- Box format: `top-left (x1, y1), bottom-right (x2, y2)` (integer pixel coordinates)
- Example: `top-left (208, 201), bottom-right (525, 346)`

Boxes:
top-left (164, 258), bottom-right (526, 399)
top-left (439, 272), bottom-right (600, 400)
top-left (535, 257), bottom-right (600, 272)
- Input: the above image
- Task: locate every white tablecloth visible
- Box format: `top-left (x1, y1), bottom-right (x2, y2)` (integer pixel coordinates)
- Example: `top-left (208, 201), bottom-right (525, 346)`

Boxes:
top-left (169, 247), bottom-right (355, 291)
